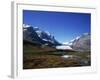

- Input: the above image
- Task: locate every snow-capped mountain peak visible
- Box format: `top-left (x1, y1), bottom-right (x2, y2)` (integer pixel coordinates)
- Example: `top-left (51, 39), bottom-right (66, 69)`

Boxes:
top-left (33, 27), bottom-right (39, 31)
top-left (63, 33), bottom-right (90, 51)
top-left (23, 24), bottom-right (61, 46)
top-left (63, 36), bottom-right (80, 46)
top-left (35, 30), bottom-right (42, 37)
top-left (45, 31), bottom-right (51, 36)
top-left (23, 24), bottom-right (31, 28)
top-left (75, 36), bottom-right (80, 40)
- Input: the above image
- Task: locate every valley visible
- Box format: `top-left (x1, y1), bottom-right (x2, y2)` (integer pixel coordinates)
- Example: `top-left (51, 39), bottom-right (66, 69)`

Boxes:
top-left (23, 24), bottom-right (91, 69)
top-left (23, 44), bottom-right (91, 69)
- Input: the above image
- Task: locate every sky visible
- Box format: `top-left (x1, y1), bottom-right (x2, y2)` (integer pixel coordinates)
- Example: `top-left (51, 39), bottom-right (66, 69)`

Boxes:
top-left (23, 10), bottom-right (91, 43)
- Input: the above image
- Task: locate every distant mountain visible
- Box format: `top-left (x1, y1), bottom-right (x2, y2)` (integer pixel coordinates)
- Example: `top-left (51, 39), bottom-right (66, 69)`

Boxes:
top-left (64, 33), bottom-right (91, 52)
top-left (23, 24), bottom-right (61, 47)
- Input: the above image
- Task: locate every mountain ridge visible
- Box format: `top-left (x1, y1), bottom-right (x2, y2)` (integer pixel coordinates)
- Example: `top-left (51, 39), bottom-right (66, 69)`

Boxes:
top-left (63, 33), bottom-right (91, 52)
top-left (23, 24), bottom-right (61, 47)
top-left (23, 24), bottom-right (90, 52)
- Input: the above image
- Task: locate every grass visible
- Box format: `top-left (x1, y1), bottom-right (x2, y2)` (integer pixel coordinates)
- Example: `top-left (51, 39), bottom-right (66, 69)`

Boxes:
top-left (23, 44), bottom-right (91, 69)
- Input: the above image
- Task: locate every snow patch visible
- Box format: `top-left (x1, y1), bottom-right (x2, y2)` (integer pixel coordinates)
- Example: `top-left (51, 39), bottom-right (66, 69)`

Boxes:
top-left (23, 24), bottom-right (31, 28)
top-left (56, 45), bottom-right (72, 50)
top-left (45, 31), bottom-right (51, 36)
top-left (62, 55), bottom-right (73, 58)
top-left (42, 39), bottom-right (48, 41)
top-left (63, 42), bottom-right (69, 45)
top-left (75, 36), bottom-right (80, 40)
top-left (35, 30), bottom-right (42, 37)
top-left (33, 27), bottom-right (39, 30)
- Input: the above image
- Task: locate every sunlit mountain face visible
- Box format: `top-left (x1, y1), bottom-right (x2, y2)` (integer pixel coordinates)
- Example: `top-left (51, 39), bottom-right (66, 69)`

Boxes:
top-left (63, 33), bottom-right (91, 52)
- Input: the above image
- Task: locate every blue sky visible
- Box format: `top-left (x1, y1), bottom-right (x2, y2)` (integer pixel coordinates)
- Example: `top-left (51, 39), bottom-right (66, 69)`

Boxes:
top-left (23, 10), bottom-right (91, 43)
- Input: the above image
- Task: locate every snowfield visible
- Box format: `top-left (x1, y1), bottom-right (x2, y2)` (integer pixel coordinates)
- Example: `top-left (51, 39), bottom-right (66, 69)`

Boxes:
top-left (56, 45), bottom-right (72, 50)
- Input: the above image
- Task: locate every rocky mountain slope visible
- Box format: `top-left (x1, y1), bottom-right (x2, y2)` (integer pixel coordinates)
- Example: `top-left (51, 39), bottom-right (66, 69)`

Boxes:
top-left (65, 33), bottom-right (91, 52)
top-left (23, 24), bottom-right (61, 47)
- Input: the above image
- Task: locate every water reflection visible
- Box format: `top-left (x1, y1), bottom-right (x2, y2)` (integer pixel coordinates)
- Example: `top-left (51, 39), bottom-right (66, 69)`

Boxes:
top-left (62, 55), bottom-right (73, 58)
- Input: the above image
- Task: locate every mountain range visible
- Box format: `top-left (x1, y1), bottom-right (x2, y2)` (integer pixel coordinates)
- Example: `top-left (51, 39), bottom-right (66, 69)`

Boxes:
top-left (23, 24), bottom-right (61, 47)
top-left (63, 33), bottom-right (91, 52)
top-left (23, 24), bottom-right (90, 52)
